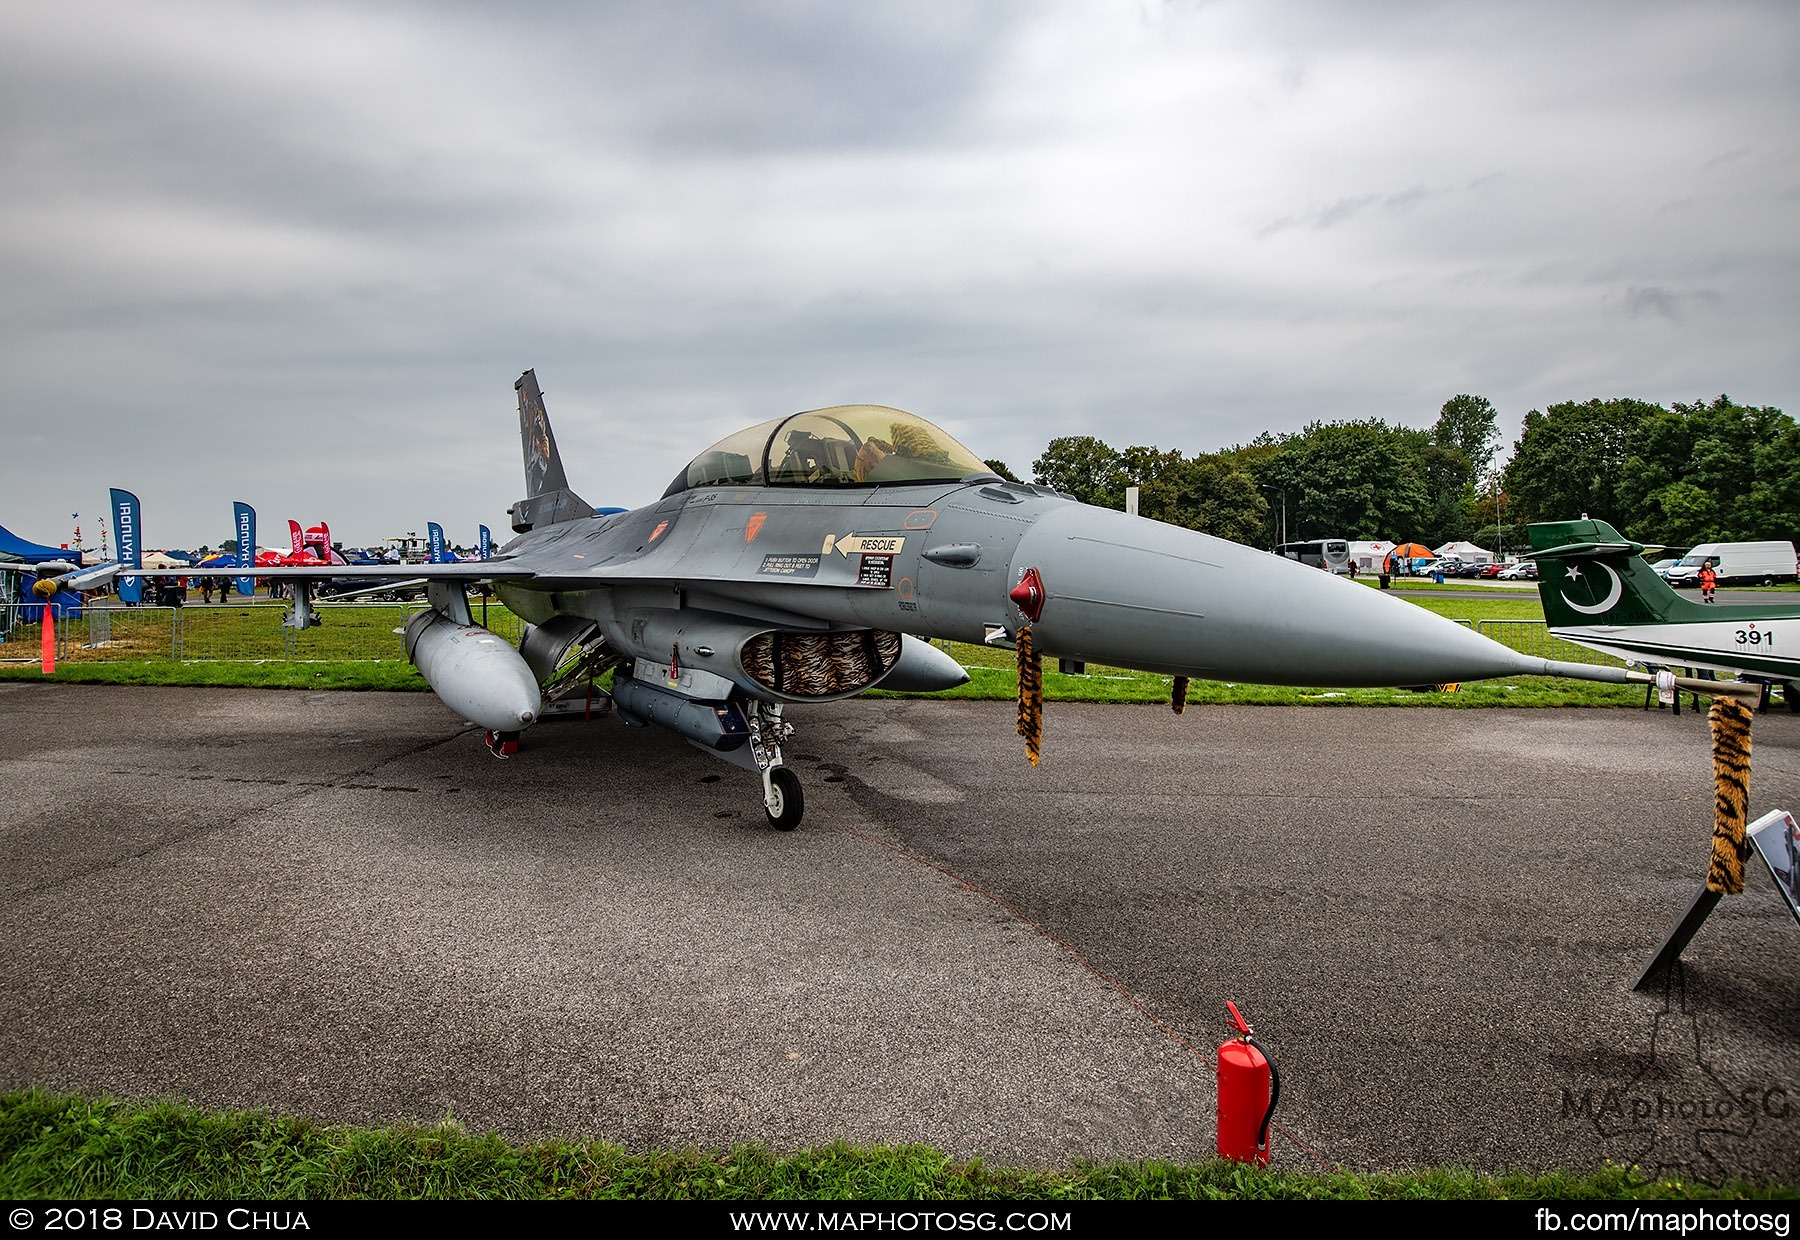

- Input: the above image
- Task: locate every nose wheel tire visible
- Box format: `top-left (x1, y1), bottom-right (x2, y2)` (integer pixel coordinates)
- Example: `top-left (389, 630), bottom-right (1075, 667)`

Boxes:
top-left (764, 766), bottom-right (803, 831)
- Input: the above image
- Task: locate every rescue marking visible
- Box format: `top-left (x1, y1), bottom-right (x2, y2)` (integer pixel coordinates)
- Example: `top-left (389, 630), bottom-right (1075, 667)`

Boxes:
top-left (823, 533), bottom-right (905, 557)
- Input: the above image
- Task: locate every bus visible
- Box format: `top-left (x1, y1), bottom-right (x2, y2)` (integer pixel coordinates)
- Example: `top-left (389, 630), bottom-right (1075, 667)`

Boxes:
top-left (1274, 539), bottom-right (1352, 574)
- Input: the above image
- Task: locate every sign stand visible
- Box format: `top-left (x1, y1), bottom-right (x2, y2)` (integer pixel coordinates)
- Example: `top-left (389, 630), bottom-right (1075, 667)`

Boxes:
top-left (1634, 808), bottom-right (1800, 990)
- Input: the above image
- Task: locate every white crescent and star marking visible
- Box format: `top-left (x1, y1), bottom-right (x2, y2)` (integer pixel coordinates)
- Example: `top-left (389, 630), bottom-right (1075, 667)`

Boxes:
top-left (1561, 562), bottom-right (1624, 615)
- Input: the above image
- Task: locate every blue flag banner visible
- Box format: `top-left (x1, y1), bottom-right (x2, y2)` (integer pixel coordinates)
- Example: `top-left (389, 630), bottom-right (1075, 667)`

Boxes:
top-left (109, 488), bottom-right (143, 605)
top-left (478, 524), bottom-right (491, 561)
top-left (428, 522), bottom-right (446, 564)
top-left (233, 502), bottom-right (256, 595)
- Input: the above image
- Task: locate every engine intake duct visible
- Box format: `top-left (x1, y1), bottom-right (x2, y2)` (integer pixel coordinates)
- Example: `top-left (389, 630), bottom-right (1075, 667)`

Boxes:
top-left (519, 614), bottom-right (601, 686)
top-left (602, 608), bottom-right (905, 704)
top-left (742, 629), bottom-right (901, 698)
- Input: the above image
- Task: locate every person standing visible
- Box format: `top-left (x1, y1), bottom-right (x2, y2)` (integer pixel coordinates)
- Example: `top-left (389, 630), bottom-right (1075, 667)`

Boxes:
top-left (1699, 560), bottom-right (1717, 603)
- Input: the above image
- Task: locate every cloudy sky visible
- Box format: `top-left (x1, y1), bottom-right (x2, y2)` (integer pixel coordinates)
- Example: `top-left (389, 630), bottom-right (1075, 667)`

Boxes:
top-left (3, 0), bottom-right (1795, 552)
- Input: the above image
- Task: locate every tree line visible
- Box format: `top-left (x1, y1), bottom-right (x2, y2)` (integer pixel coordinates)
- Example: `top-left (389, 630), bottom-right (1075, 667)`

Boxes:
top-left (1011, 394), bottom-right (1798, 556)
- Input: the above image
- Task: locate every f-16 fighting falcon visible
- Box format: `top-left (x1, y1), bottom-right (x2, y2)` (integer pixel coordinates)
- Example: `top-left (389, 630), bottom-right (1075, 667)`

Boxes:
top-left (20, 372), bottom-right (1740, 829)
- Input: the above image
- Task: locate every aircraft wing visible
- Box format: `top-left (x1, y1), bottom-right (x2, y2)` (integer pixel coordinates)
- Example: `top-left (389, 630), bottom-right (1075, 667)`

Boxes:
top-left (2, 559), bottom-right (127, 594)
top-left (80, 561), bottom-right (535, 584)
top-left (12, 558), bottom-right (540, 610)
top-left (0, 559), bottom-right (82, 576)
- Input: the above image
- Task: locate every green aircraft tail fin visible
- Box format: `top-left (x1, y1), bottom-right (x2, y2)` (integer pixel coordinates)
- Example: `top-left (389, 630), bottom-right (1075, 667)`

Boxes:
top-left (1526, 518), bottom-right (1710, 628)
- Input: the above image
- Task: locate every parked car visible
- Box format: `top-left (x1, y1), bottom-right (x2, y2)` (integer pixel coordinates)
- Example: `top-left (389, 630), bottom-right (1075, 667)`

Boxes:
top-left (1650, 558), bottom-right (1679, 579)
top-left (1498, 561), bottom-right (1538, 580)
top-left (1476, 563), bottom-right (1507, 578)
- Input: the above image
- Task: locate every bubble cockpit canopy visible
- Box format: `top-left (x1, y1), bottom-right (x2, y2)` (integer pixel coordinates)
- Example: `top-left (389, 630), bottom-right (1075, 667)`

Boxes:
top-left (666, 405), bottom-right (993, 496)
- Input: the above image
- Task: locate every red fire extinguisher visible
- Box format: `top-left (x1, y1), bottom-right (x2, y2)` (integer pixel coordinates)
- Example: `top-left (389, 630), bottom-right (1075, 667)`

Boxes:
top-left (1217, 1000), bottom-right (1279, 1166)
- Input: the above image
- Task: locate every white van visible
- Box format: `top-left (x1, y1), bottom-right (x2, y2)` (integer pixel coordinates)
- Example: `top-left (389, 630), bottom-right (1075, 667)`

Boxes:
top-left (1663, 540), bottom-right (1798, 587)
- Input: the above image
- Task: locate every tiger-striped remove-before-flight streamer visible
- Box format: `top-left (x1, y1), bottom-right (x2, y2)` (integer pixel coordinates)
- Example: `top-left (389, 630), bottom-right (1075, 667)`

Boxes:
top-left (1171, 675), bottom-right (1189, 715)
top-left (1705, 695), bottom-right (1754, 895)
top-left (1015, 625), bottom-right (1042, 766)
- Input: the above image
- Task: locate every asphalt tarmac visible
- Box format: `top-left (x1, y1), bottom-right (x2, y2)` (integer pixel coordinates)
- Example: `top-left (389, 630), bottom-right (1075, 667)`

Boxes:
top-left (2, 682), bottom-right (1796, 1183)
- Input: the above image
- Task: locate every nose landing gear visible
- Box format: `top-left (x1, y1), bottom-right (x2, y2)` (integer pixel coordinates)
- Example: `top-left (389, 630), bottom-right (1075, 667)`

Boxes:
top-left (762, 765), bottom-right (803, 831)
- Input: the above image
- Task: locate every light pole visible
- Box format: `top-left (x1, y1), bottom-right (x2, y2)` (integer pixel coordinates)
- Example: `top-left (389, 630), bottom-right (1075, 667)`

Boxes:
top-left (1493, 477), bottom-right (1504, 561)
top-left (1261, 486), bottom-right (1287, 546)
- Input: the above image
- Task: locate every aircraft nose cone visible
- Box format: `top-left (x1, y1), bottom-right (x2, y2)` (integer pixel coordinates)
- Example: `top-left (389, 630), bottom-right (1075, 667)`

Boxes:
top-left (1010, 507), bottom-right (1537, 687)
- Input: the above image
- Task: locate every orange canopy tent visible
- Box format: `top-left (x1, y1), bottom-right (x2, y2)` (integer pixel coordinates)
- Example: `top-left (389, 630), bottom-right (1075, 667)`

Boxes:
top-left (1384, 542), bottom-right (1435, 573)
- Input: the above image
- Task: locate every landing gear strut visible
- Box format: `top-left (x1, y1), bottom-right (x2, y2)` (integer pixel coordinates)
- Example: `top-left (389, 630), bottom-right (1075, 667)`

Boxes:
top-left (746, 700), bottom-right (801, 830)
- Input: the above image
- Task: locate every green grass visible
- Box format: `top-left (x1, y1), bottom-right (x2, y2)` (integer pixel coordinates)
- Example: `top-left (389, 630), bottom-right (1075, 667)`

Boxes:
top-left (0, 650), bottom-right (1646, 707)
top-left (0, 590), bottom-right (1665, 706)
top-left (1, 1092), bottom-right (1790, 1201)
top-left (0, 658), bottom-right (430, 690)
top-left (1399, 591), bottom-right (1557, 623)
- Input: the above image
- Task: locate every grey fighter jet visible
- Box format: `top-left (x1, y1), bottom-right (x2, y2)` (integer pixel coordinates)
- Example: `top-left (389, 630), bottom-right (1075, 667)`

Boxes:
top-left (27, 371), bottom-right (1734, 829)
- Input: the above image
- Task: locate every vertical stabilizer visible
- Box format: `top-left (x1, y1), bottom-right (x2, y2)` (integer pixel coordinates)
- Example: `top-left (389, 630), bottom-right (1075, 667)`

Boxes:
top-left (517, 369), bottom-right (571, 497)
top-left (509, 370), bottom-right (592, 532)
top-left (1529, 517), bottom-right (1800, 689)
top-left (1529, 518), bottom-right (1712, 627)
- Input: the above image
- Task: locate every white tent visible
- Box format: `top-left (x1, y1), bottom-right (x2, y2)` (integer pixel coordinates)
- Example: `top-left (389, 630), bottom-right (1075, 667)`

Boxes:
top-left (1346, 541), bottom-right (1395, 573)
top-left (140, 551), bottom-right (192, 569)
top-left (1433, 541), bottom-right (1493, 565)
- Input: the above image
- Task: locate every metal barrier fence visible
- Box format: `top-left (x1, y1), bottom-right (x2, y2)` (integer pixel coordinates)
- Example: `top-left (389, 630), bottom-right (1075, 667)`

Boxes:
top-left (0, 602), bottom-right (527, 664)
top-left (1473, 619), bottom-right (1625, 668)
top-left (0, 602), bottom-right (1623, 674)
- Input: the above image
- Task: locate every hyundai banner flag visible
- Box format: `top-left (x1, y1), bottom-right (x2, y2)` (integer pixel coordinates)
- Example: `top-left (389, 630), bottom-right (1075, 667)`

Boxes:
top-left (233, 502), bottom-right (256, 595)
top-left (110, 488), bottom-right (143, 605)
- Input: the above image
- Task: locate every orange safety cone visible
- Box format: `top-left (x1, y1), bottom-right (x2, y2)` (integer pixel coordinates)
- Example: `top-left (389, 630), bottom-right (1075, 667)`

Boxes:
top-left (40, 598), bottom-right (56, 674)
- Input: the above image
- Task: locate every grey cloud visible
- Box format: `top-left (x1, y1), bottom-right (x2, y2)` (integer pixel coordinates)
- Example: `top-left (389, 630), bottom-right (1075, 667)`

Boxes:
top-left (471, 2), bottom-right (1022, 156)
top-left (1255, 186), bottom-right (1426, 238)
top-left (1623, 286), bottom-right (1724, 320)
top-left (2, 0), bottom-right (1797, 547)
top-left (1314, 195), bottom-right (1378, 229)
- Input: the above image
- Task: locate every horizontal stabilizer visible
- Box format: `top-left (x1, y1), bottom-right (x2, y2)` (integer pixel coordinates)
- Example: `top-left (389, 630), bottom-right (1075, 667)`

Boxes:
top-left (1527, 541), bottom-right (1639, 561)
